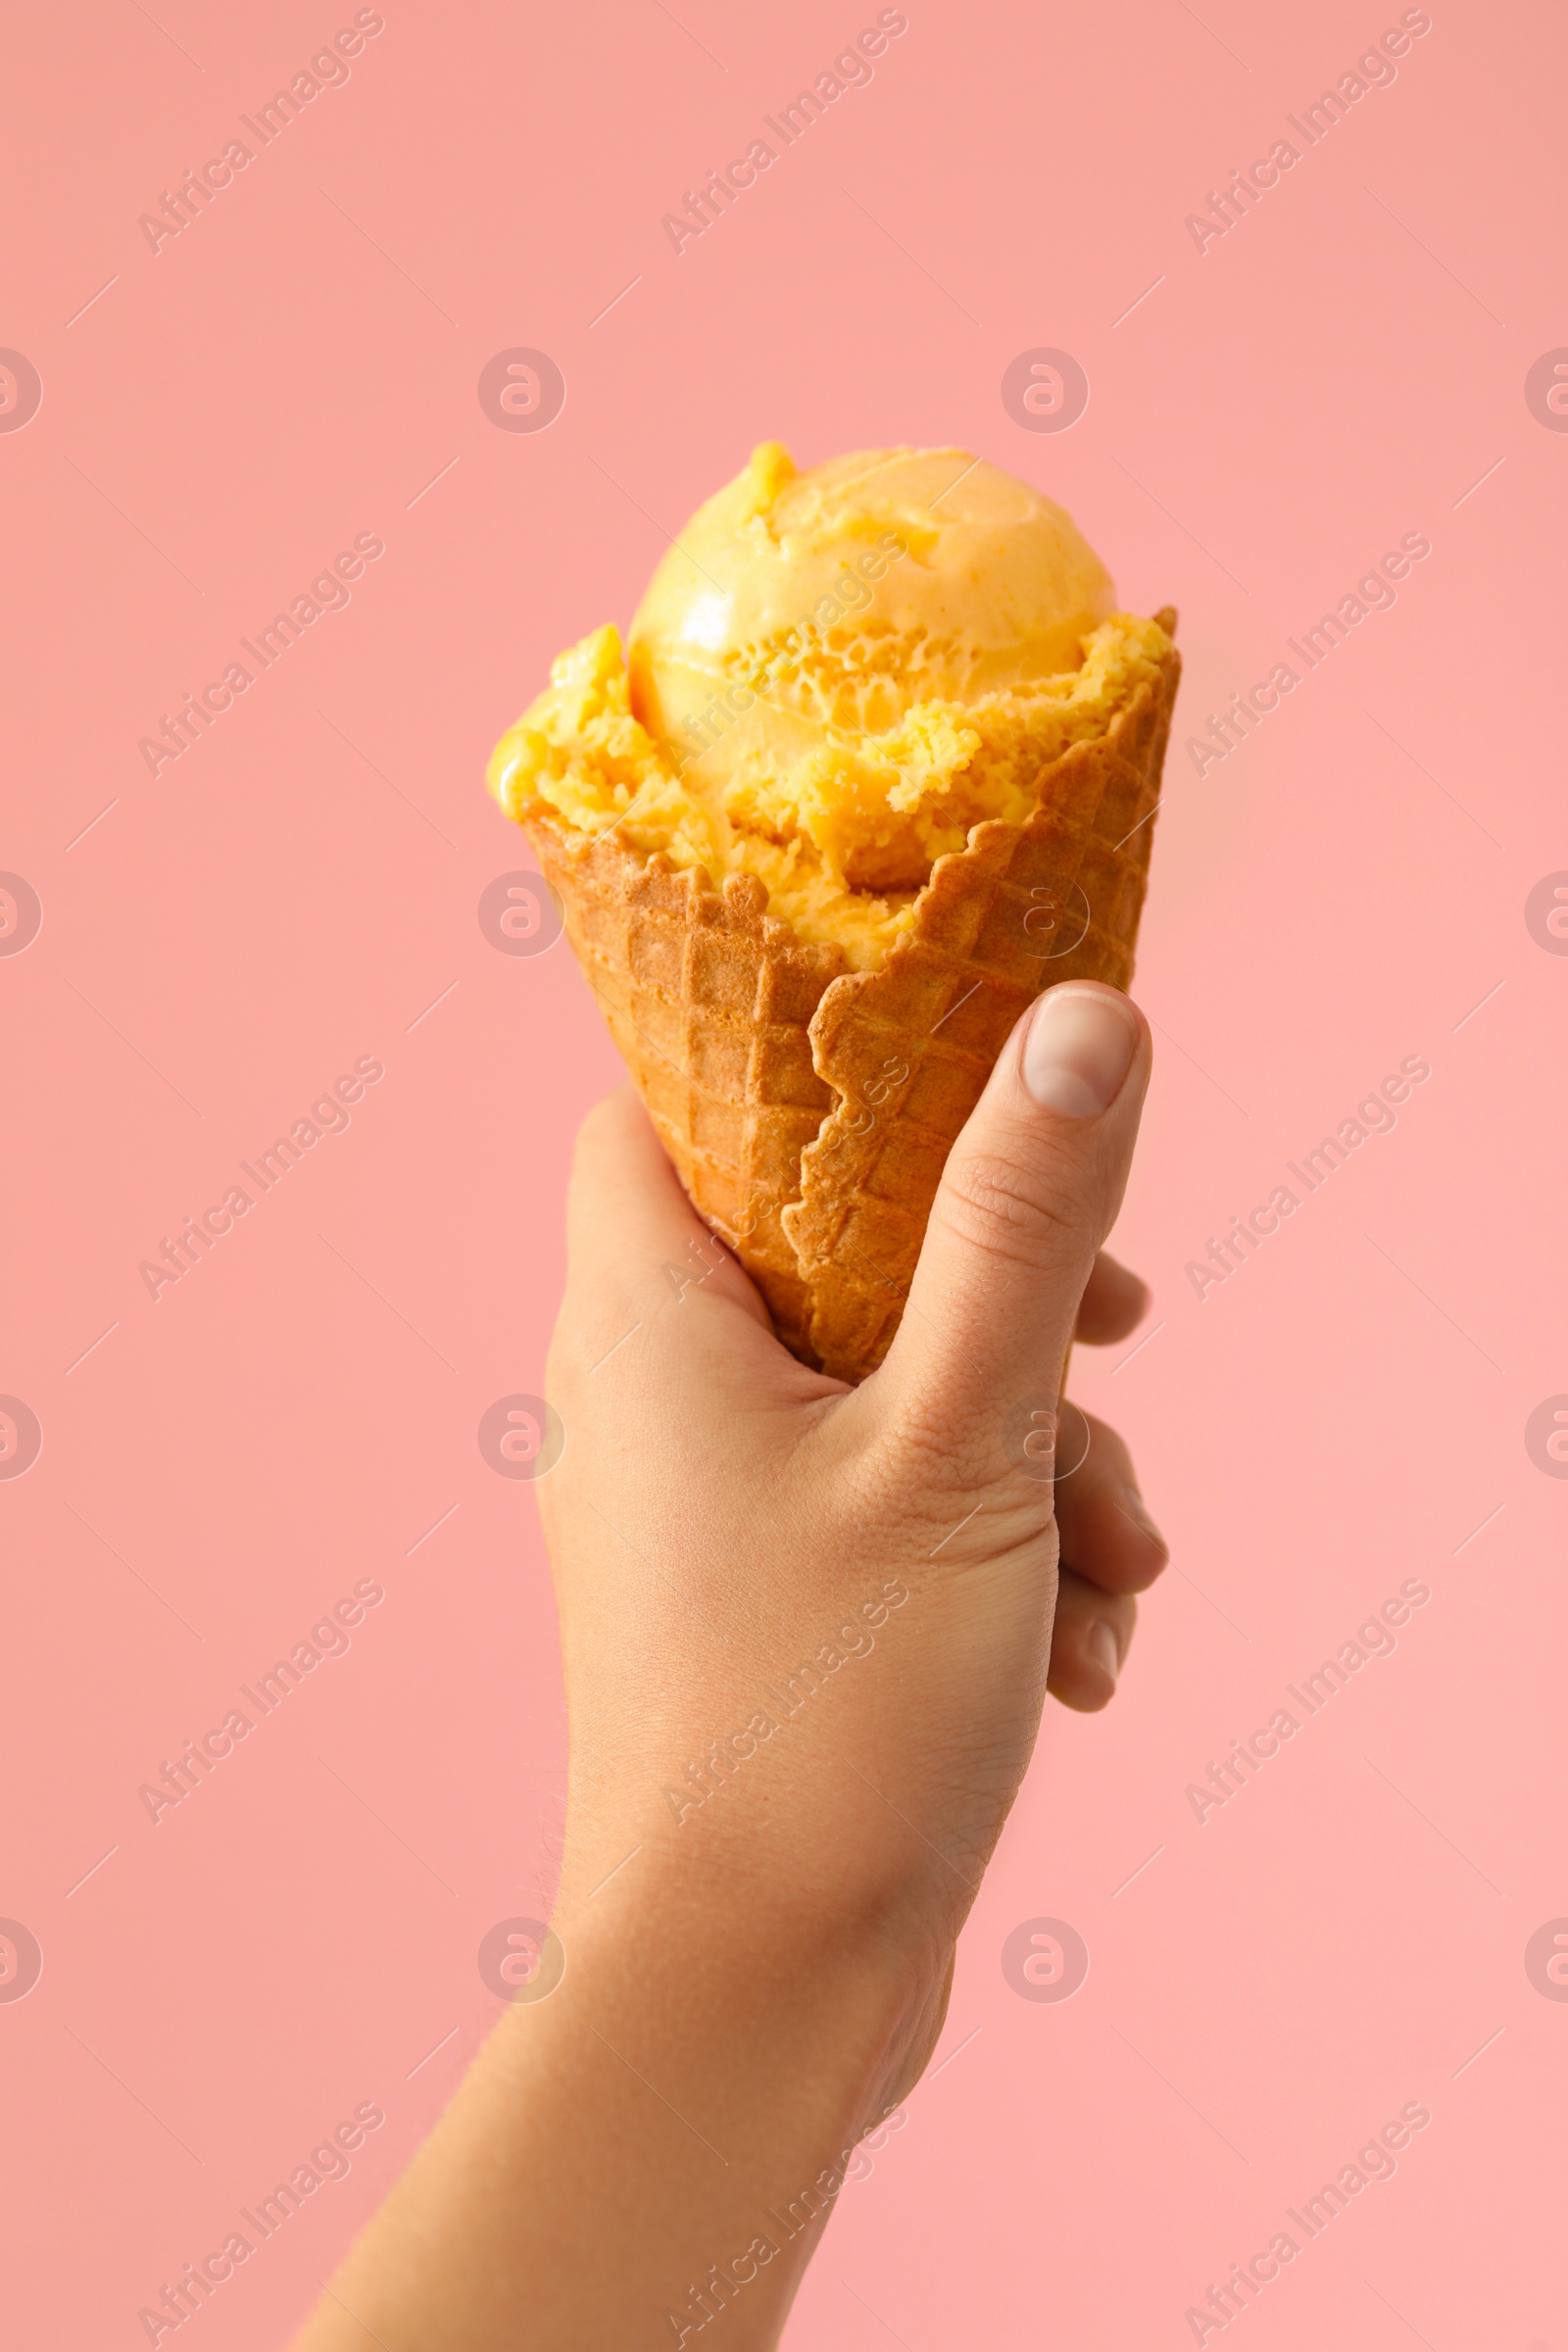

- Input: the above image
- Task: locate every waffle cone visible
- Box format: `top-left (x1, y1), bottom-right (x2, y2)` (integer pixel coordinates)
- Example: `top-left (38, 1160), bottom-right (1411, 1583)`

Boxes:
top-left (525, 614), bottom-right (1180, 1382)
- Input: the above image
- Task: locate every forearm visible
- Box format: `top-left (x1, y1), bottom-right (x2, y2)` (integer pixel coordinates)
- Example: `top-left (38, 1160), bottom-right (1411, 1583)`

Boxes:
top-left (297, 1882), bottom-right (918, 2351)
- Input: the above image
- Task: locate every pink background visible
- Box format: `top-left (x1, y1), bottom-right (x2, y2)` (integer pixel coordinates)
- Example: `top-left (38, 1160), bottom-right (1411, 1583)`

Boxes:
top-left (4, 0), bottom-right (1565, 2343)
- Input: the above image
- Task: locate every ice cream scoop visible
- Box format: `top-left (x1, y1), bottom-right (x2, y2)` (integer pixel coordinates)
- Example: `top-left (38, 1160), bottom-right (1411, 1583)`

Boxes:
top-left (491, 443), bottom-right (1169, 965)
top-left (627, 442), bottom-right (1117, 790)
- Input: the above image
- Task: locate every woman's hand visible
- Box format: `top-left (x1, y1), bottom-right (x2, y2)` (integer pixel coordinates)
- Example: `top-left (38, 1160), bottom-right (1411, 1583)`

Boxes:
top-left (299, 980), bottom-right (1165, 2352)
top-left (543, 977), bottom-right (1164, 2034)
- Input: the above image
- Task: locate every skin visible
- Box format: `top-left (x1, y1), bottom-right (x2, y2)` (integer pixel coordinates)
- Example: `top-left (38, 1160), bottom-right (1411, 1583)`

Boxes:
top-left (297, 981), bottom-right (1165, 2351)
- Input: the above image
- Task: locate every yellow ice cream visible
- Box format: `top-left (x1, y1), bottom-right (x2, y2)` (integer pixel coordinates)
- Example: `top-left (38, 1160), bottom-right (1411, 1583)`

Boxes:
top-left (488, 442), bottom-right (1172, 969)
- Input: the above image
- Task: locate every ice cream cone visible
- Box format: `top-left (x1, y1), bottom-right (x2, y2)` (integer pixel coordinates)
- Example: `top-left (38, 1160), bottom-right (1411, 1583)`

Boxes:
top-left (490, 443), bottom-right (1181, 1380)
top-left (516, 613), bottom-right (1178, 1381)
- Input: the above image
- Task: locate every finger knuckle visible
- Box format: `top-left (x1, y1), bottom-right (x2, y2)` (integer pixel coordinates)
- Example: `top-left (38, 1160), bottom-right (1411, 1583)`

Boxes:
top-left (935, 1145), bottom-right (1094, 1269)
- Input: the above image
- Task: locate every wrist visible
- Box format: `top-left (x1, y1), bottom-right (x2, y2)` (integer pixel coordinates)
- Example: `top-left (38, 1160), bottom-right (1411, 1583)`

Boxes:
top-left (553, 1802), bottom-right (955, 2079)
top-left (549, 1859), bottom-right (934, 2114)
top-left (551, 1691), bottom-right (963, 1991)
top-left (466, 1875), bottom-right (938, 2344)
top-left (311, 1864), bottom-right (939, 2352)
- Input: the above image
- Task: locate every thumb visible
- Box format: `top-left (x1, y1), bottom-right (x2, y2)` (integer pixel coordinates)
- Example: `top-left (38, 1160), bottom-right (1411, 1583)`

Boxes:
top-left (873, 981), bottom-right (1152, 1453)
